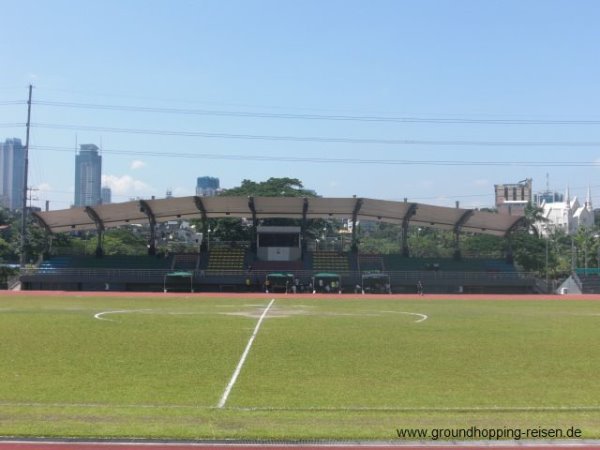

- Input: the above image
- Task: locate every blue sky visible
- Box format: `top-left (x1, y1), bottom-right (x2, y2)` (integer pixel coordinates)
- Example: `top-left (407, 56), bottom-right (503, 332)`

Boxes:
top-left (1, 0), bottom-right (600, 210)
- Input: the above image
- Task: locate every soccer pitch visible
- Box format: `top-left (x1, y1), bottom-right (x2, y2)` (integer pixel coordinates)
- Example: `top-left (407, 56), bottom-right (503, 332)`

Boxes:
top-left (0, 293), bottom-right (599, 440)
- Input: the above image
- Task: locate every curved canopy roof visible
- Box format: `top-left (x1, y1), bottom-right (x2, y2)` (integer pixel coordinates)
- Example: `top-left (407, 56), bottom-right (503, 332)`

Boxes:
top-left (32, 196), bottom-right (525, 237)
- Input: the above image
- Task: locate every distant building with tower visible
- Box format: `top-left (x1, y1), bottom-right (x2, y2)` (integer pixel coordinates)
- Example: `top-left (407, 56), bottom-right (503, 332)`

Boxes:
top-left (101, 186), bottom-right (112, 204)
top-left (494, 179), bottom-right (532, 215)
top-left (536, 186), bottom-right (594, 236)
top-left (196, 176), bottom-right (220, 197)
top-left (74, 144), bottom-right (102, 207)
top-left (0, 138), bottom-right (26, 210)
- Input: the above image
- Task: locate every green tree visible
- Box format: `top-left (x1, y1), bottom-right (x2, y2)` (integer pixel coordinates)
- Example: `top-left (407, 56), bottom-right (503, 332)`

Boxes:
top-left (460, 233), bottom-right (505, 257)
top-left (511, 231), bottom-right (547, 273)
top-left (197, 177), bottom-right (322, 245)
top-left (0, 236), bottom-right (11, 260)
top-left (545, 228), bottom-right (575, 278)
top-left (102, 229), bottom-right (148, 255)
top-left (523, 202), bottom-right (547, 236)
top-left (358, 222), bottom-right (403, 254)
top-left (222, 177), bottom-right (316, 198)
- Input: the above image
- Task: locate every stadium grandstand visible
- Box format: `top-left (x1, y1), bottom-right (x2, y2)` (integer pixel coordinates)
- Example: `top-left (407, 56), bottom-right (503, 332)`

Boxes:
top-left (20, 196), bottom-right (538, 293)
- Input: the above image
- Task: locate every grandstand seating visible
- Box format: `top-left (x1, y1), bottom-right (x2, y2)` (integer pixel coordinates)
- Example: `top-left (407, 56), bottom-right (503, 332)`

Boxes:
top-left (207, 247), bottom-right (246, 271)
top-left (25, 251), bottom-right (529, 294)
top-left (358, 254), bottom-right (385, 272)
top-left (38, 256), bottom-right (73, 271)
top-left (482, 259), bottom-right (517, 273)
top-left (250, 260), bottom-right (304, 272)
top-left (576, 272), bottom-right (600, 294)
top-left (171, 254), bottom-right (200, 270)
top-left (384, 255), bottom-right (515, 273)
top-left (39, 255), bottom-right (171, 270)
top-left (312, 251), bottom-right (350, 272)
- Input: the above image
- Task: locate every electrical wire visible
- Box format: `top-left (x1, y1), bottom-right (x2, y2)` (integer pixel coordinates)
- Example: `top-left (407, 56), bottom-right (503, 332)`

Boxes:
top-left (30, 123), bottom-right (600, 147)
top-left (0, 101), bottom-right (25, 106)
top-left (31, 100), bottom-right (600, 125)
top-left (28, 144), bottom-right (600, 167)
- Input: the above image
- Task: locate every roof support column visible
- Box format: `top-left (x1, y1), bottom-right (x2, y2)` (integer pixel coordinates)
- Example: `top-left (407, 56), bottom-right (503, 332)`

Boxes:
top-left (504, 216), bottom-right (526, 264)
top-left (453, 207), bottom-right (474, 260)
top-left (351, 197), bottom-right (363, 253)
top-left (301, 198), bottom-right (309, 258)
top-left (193, 196), bottom-right (209, 252)
top-left (248, 196), bottom-right (258, 253)
top-left (402, 202), bottom-right (418, 257)
top-left (139, 200), bottom-right (157, 256)
top-left (85, 206), bottom-right (105, 258)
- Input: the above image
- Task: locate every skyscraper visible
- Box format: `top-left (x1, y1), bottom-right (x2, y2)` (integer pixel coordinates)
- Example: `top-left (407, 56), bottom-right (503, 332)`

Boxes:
top-left (0, 138), bottom-right (26, 210)
top-left (101, 186), bottom-right (112, 204)
top-left (74, 144), bottom-right (102, 207)
top-left (196, 176), bottom-right (220, 197)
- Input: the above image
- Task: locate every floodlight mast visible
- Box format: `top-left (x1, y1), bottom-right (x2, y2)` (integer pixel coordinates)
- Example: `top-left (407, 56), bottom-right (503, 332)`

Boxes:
top-left (20, 85), bottom-right (33, 267)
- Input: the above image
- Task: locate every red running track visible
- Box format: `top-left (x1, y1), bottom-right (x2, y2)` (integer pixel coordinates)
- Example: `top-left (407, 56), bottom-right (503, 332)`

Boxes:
top-left (3, 290), bottom-right (600, 300)
top-left (3, 440), bottom-right (600, 450)
top-left (2, 441), bottom-right (600, 450)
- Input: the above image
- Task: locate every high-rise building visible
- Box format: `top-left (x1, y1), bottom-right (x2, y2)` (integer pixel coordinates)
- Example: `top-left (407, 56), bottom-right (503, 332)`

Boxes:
top-left (101, 186), bottom-right (112, 204)
top-left (74, 144), bottom-right (102, 207)
top-left (196, 176), bottom-right (220, 197)
top-left (535, 191), bottom-right (564, 205)
top-left (0, 138), bottom-right (26, 210)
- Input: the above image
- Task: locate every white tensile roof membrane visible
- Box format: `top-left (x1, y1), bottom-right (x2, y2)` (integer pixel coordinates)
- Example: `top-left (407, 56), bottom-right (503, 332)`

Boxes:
top-left (33, 196), bottom-right (524, 237)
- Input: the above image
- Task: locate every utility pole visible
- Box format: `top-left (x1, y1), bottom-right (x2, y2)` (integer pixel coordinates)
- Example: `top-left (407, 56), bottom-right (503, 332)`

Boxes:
top-left (20, 84), bottom-right (33, 267)
top-left (27, 186), bottom-right (39, 208)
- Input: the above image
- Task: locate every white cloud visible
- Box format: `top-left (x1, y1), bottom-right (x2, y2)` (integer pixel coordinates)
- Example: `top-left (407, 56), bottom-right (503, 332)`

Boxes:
top-left (37, 182), bottom-right (52, 192)
top-left (172, 186), bottom-right (193, 197)
top-left (130, 160), bottom-right (146, 170)
top-left (473, 179), bottom-right (490, 187)
top-left (101, 174), bottom-right (152, 197)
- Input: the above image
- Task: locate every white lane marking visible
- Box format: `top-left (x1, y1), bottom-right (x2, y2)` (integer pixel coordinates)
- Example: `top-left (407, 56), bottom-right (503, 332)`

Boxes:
top-left (217, 299), bottom-right (276, 409)
top-left (93, 309), bottom-right (152, 322)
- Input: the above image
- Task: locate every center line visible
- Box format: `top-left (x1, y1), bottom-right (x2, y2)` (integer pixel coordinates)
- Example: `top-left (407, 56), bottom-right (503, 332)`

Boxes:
top-left (217, 298), bottom-right (275, 409)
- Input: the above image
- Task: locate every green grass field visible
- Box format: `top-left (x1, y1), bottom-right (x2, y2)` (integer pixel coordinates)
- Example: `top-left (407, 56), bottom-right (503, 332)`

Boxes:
top-left (0, 293), bottom-right (599, 440)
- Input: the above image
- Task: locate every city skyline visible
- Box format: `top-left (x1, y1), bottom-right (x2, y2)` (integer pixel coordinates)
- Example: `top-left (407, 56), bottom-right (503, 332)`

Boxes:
top-left (1, 1), bottom-right (599, 211)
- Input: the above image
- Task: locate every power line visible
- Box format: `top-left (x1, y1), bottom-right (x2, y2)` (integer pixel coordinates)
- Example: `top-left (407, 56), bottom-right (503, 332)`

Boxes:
top-left (29, 144), bottom-right (600, 167)
top-left (0, 101), bottom-right (25, 106)
top-left (31, 123), bottom-right (600, 147)
top-left (32, 100), bottom-right (600, 125)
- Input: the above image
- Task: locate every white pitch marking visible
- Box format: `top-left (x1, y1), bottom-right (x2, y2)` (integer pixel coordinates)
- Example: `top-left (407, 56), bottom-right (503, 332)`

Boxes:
top-left (217, 298), bottom-right (275, 409)
top-left (93, 309), bottom-right (152, 322)
top-left (379, 310), bottom-right (429, 323)
top-left (400, 311), bottom-right (428, 323)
